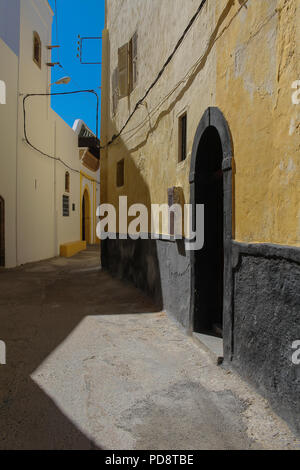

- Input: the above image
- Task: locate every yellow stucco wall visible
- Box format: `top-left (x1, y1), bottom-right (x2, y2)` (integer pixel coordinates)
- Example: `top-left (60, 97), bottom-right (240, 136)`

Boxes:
top-left (216, 0), bottom-right (299, 245)
top-left (101, 0), bottom-right (299, 246)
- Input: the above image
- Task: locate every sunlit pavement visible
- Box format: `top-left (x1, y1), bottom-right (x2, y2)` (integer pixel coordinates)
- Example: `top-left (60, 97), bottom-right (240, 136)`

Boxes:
top-left (0, 246), bottom-right (298, 450)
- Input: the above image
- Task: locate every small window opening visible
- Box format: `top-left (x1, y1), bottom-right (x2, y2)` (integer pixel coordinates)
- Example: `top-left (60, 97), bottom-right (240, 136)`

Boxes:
top-left (116, 159), bottom-right (125, 188)
top-left (179, 113), bottom-right (187, 162)
top-left (65, 172), bottom-right (70, 192)
top-left (33, 32), bottom-right (42, 68)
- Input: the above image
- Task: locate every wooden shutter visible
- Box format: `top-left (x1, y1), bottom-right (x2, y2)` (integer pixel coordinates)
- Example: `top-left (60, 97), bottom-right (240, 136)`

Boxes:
top-left (112, 67), bottom-right (119, 114)
top-left (129, 32), bottom-right (138, 92)
top-left (118, 43), bottom-right (129, 98)
top-left (132, 32), bottom-right (138, 89)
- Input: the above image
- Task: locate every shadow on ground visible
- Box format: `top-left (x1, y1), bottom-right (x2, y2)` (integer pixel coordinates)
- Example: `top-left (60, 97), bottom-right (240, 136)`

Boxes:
top-left (0, 246), bottom-right (159, 449)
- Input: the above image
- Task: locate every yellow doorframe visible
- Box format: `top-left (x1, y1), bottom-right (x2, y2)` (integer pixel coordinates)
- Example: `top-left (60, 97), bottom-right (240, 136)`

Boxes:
top-left (80, 171), bottom-right (99, 244)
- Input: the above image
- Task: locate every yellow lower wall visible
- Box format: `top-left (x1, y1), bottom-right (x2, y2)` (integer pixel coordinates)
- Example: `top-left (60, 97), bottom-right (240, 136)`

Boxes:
top-left (60, 241), bottom-right (87, 258)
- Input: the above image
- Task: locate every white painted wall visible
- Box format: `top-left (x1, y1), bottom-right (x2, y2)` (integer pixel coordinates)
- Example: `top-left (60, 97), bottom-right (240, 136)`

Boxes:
top-left (17, 0), bottom-right (55, 265)
top-left (0, 39), bottom-right (18, 267)
top-left (0, 0), bottom-right (100, 267)
top-left (53, 110), bottom-right (81, 250)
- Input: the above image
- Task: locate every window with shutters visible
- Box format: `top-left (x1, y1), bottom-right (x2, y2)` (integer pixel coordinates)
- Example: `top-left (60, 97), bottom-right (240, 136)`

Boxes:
top-left (117, 32), bottom-right (138, 99)
top-left (112, 67), bottom-right (119, 115)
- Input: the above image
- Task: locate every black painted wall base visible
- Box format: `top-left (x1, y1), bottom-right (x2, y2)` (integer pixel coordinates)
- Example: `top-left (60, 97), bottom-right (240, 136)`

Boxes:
top-left (101, 237), bottom-right (300, 435)
top-left (231, 242), bottom-right (300, 435)
top-left (101, 237), bottom-right (191, 328)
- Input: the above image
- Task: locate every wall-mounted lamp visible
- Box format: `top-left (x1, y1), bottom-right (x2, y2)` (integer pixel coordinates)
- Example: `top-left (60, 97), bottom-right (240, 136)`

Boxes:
top-left (49, 76), bottom-right (71, 87)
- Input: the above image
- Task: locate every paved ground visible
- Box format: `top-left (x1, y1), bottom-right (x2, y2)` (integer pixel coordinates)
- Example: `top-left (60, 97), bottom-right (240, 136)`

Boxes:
top-left (0, 246), bottom-right (299, 450)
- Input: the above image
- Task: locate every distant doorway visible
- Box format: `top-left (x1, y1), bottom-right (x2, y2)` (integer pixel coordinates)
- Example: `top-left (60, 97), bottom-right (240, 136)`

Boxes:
top-left (82, 188), bottom-right (91, 244)
top-left (0, 196), bottom-right (5, 267)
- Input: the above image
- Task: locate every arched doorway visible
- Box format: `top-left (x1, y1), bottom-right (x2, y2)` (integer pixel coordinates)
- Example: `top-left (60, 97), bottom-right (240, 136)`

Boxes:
top-left (194, 126), bottom-right (224, 335)
top-left (82, 188), bottom-right (91, 244)
top-left (189, 108), bottom-right (233, 357)
top-left (0, 196), bottom-right (5, 267)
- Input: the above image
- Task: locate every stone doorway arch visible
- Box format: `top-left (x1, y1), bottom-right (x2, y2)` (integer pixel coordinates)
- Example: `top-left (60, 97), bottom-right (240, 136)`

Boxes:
top-left (189, 107), bottom-right (233, 359)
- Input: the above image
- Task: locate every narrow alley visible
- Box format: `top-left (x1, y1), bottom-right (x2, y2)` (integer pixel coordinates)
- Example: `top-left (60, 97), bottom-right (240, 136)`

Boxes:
top-left (0, 247), bottom-right (298, 450)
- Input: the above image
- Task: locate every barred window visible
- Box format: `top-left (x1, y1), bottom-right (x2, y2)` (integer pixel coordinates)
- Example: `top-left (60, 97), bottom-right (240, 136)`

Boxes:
top-left (63, 195), bottom-right (70, 217)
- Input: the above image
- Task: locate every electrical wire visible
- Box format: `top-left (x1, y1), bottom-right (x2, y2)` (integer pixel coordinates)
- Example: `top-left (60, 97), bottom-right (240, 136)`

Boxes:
top-left (113, 0), bottom-right (252, 149)
top-left (23, 90), bottom-right (100, 184)
top-left (102, 0), bottom-right (208, 149)
top-left (119, 26), bottom-right (212, 145)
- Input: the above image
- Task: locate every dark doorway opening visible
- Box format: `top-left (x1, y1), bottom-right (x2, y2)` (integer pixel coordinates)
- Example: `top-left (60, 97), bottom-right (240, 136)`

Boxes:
top-left (81, 189), bottom-right (91, 243)
top-left (194, 126), bottom-right (224, 337)
top-left (82, 196), bottom-right (86, 241)
top-left (0, 196), bottom-right (5, 267)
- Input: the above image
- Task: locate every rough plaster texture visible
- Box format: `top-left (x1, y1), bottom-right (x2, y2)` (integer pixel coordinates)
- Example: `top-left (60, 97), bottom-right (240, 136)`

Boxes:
top-left (0, 247), bottom-right (299, 450)
top-left (101, 0), bottom-right (299, 246)
top-left (232, 242), bottom-right (300, 435)
top-left (216, 0), bottom-right (299, 246)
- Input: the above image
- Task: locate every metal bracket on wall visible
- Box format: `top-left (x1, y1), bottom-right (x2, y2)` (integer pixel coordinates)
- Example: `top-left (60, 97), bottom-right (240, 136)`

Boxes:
top-left (77, 35), bottom-right (102, 65)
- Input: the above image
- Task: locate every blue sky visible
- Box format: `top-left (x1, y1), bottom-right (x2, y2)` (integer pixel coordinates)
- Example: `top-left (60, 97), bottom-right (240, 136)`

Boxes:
top-left (48, 0), bottom-right (105, 136)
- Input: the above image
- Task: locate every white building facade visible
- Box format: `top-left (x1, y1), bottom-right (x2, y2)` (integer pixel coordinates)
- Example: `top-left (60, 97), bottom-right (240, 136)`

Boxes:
top-left (0, 0), bottom-right (100, 268)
